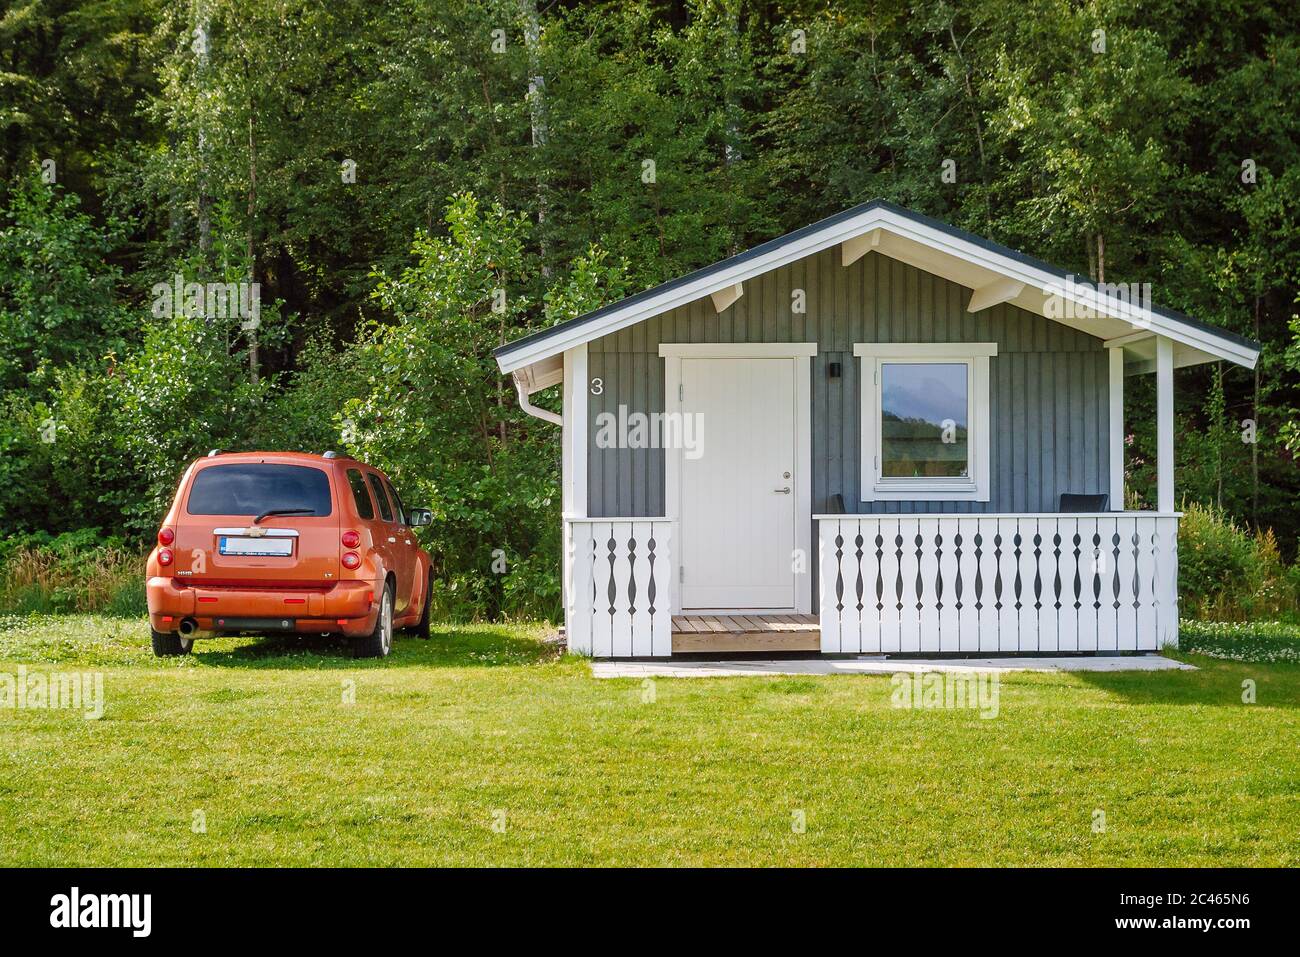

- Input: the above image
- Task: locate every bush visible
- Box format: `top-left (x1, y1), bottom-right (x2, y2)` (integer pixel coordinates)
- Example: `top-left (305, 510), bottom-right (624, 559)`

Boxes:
top-left (0, 530), bottom-right (146, 616)
top-left (1178, 502), bottom-right (1299, 621)
top-left (1179, 620), bottom-right (1300, 664)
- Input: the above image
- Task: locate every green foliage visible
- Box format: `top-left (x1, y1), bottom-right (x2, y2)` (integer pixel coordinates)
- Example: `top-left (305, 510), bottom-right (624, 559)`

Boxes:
top-left (1178, 502), bottom-right (1299, 622)
top-left (0, 177), bottom-right (131, 390)
top-left (114, 312), bottom-right (271, 537)
top-left (343, 195), bottom-right (628, 620)
top-left (3, 0), bottom-right (1300, 619)
top-left (0, 530), bottom-right (145, 616)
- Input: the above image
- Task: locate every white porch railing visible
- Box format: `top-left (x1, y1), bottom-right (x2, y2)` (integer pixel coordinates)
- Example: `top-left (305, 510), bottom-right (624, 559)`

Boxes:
top-left (817, 513), bottom-right (1180, 654)
top-left (565, 518), bottom-right (674, 657)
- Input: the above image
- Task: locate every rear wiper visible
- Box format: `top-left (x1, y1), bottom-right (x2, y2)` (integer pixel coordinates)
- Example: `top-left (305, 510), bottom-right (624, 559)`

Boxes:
top-left (252, 508), bottom-right (315, 525)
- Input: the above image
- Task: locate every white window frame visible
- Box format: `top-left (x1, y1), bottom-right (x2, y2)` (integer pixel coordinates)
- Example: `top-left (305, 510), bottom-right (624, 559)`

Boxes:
top-left (854, 343), bottom-right (996, 502)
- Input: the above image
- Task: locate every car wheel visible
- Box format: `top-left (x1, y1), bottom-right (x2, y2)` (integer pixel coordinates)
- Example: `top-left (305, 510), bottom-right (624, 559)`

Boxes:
top-left (414, 572), bottom-right (431, 640)
top-left (151, 629), bottom-right (194, 657)
top-left (354, 584), bottom-right (394, 659)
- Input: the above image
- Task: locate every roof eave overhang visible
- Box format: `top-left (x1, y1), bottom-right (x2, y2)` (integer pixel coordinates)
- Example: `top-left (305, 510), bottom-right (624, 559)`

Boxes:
top-left (495, 203), bottom-right (1260, 375)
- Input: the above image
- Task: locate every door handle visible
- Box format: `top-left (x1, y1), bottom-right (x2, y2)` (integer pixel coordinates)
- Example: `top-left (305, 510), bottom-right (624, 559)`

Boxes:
top-left (774, 487), bottom-right (791, 494)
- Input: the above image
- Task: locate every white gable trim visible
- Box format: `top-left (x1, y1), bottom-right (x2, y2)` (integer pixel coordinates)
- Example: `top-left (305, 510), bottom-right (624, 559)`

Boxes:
top-left (499, 209), bottom-right (885, 373)
top-left (496, 205), bottom-right (1259, 375)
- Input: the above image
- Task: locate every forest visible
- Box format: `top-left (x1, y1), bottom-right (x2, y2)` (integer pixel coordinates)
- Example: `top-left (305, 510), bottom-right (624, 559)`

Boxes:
top-left (3, 0), bottom-right (1299, 621)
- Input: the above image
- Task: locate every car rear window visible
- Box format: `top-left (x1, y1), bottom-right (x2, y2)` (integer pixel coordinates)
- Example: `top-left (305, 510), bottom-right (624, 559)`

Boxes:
top-left (366, 473), bottom-right (394, 522)
top-left (345, 468), bottom-right (374, 520)
top-left (186, 464), bottom-right (333, 517)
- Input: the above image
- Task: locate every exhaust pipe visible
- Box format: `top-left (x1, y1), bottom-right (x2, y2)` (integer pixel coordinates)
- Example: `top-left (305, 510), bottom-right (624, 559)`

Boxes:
top-left (179, 617), bottom-right (199, 637)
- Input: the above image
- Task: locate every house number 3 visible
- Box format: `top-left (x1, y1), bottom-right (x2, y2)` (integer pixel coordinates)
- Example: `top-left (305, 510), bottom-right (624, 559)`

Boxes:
top-left (590, 377), bottom-right (604, 395)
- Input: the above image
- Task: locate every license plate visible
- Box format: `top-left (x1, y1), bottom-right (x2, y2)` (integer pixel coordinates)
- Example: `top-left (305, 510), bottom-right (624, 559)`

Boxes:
top-left (218, 536), bottom-right (293, 557)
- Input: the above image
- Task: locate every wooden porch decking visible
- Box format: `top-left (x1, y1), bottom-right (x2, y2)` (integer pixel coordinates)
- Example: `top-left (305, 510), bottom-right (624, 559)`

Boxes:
top-left (671, 614), bottom-right (821, 653)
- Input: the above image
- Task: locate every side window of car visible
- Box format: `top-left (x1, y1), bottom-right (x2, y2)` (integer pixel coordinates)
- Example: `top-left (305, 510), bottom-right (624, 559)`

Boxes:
top-left (346, 468), bottom-right (375, 520)
top-left (384, 480), bottom-right (407, 525)
top-left (367, 472), bottom-right (394, 522)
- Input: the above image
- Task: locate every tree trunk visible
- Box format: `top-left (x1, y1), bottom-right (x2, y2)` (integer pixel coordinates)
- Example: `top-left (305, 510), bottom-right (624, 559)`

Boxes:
top-left (1215, 362), bottom-right (1223, 509)
top-left (195, 7), bottom-right (212, 271)
top-left (520, 0), bottom-right (550, 278)
top-left (948, 23), bottom-right (987, 186)
top-left (1252, 294), bottom-right (1260, 527)
top-left (247, 108), bottom-right (259, 385)
top-left (1096, 232), bottom-right (1105, 284)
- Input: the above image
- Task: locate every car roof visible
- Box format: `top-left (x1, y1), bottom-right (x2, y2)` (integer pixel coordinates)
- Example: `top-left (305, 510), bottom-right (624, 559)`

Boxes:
top-left (193, 451), bottom-right (367, 469)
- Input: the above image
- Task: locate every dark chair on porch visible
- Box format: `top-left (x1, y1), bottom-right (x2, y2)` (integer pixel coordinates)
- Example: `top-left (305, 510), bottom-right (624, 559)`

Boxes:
top-left (1059, 493), bottom-right (1108, 512)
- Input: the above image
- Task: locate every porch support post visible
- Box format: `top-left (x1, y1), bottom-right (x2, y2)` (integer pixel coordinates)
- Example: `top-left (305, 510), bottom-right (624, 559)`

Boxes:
top-left (562, 344), bottom-right (588, 517)
top-left (562, 345), bottom-right (589, 647)
top-left (1156, 335), bottom-right (1175, 512)
top-left (1107, 346), bottom-right (1124, 511)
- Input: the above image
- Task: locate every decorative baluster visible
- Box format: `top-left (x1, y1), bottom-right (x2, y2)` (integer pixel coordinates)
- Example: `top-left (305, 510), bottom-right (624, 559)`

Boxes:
top-left (1032, 530), bottom-right (1043, 611)
top-left (854, 532), bottom-right (865, 613)
top-left (1111, 530), bottom-right (1123, 611)
top-left (874, 532), bottom-right (884, 612)
top-left (626, 532), bottom-right (638, 656)
top-left (894, 531), bottom-right (905, 612)
top-left (834, 531), bottom-right (845, 614)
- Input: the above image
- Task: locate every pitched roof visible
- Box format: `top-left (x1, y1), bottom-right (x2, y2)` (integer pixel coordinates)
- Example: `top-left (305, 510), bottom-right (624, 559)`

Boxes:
top-left (495, 199), bottom-right (1260, 374)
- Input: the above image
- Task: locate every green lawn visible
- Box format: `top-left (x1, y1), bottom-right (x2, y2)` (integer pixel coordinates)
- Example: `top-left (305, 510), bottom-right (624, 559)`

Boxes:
top-left (0, 614), bottom-right (1296, 866)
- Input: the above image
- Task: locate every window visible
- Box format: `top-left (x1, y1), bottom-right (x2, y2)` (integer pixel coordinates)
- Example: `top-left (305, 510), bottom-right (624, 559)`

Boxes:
top-left (187, 464), bottom-right (332, 517)
top-left (854, 343), bottom-right (995, 502)
top-left (367, 473), bottom-right (394, 522)
top-left (384, 479), bottom-right (406, 525)
top-left (346, 468), bottom-right (374, 520)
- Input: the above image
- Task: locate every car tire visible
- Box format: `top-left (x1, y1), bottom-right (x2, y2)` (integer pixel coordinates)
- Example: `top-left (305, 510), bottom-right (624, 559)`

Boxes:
top-left (151, 629), bottom-right (194, 657)
top-left (414, 572), bottom-right (431, 640)
top-left (354, 583), bottom-right (394, 659)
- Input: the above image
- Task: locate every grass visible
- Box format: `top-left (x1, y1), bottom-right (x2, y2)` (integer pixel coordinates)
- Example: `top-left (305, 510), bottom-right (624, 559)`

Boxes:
top-left (0, 613), bottom-right (1296, 867)
top-left (1179, 620), bottom-right (1300, 664)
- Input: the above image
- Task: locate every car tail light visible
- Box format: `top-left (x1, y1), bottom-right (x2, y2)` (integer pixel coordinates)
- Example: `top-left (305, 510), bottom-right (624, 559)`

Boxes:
top-left (341, 552), bottom-right (361, 569)
top-left (158, 527), bottom-right (175, 546)
top-left (158, 548), bottom-right (174, 566)
top-left (341, 530), bottom-right (360, 548)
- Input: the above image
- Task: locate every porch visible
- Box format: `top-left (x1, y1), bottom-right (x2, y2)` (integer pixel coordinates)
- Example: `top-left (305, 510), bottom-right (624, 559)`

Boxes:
top-left (564, 511), bottom-right (1179, 658)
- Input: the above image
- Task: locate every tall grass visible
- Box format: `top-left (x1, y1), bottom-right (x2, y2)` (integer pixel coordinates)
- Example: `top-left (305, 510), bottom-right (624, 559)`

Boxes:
top-left (0, 531), bottom-right (145, 616)
top-left (1178, 502), bottom-right (1300, 622)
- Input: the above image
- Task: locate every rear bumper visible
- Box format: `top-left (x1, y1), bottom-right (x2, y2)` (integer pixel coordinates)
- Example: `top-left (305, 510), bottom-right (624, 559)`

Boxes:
top-left (146, 578), bottom-right (380, 637)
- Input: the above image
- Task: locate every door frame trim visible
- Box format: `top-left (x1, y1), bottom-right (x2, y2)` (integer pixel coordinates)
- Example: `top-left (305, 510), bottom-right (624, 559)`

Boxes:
top-left (660, 342), bottom-right (816, 615)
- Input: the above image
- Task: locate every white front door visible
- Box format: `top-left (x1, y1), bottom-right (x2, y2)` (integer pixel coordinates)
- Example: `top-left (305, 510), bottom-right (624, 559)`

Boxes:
top-left (680, 357), bottom-right (797, 609)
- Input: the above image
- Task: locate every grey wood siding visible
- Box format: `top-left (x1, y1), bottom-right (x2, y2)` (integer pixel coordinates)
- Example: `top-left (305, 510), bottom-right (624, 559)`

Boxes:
top-left (587, 249), bottom-right (1109, 518)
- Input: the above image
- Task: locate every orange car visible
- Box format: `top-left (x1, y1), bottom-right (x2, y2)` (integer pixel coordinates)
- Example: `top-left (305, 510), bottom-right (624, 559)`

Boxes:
top-left (146, 451), bottom-right (432, 658)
